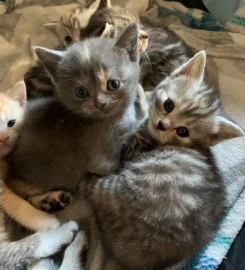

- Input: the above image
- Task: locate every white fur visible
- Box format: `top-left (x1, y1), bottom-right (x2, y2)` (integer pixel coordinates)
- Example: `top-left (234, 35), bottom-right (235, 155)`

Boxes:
top-left (34, 221), bottom-right (78, 258)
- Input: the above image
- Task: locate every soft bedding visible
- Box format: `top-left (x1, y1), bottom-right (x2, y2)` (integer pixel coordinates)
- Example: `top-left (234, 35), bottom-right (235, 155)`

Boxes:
top-left (0, 0), bottom-right (244, 269)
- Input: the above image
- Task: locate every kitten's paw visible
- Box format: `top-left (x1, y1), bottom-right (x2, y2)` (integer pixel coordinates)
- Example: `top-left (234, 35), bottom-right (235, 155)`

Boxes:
top-left (35, 221), bottom-right (79, 258)
top-left (59, 231), bottom-right (88, 270)
top-left (29, 191), bottom-right (72, 213)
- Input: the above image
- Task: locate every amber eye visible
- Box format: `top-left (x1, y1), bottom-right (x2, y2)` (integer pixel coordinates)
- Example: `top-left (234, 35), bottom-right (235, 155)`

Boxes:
top-left (176, 127), bottom-right (189, 138)
top-left (163, 98), bottom-right (175, 113)
top-left (107, 80), bottom-right (120, 91)
top-left (7, 120), bottom-right (15, 128)
top-left (64, 35), bottom-right (73, 44)
top-left (75, 86), bottom-right (88, 99)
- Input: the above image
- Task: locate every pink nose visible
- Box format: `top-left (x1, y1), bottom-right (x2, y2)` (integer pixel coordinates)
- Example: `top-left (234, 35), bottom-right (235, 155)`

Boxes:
top-left (0, 136), bottom-right (9, 144)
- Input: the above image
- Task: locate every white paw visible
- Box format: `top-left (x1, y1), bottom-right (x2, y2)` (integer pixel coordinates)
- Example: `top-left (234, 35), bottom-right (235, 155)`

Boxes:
top-left (59, 231), bottom-right (88, 270)
top-left (35, 221), bottom-right (78, 258)
top-left (66, 230), bottom-right (88, 254)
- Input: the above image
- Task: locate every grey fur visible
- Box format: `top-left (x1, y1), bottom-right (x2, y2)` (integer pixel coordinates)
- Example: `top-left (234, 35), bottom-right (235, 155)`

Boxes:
top-left (0, 220), bottom-right (79, 270)
top-left (24, 2), bottom-right (192, 99)
top-left (82, 4), bottom-right (193, 91)
top-left (78, 51), bottom-right (243, 269)
top-left (7, 23), bottom-right (146, 194)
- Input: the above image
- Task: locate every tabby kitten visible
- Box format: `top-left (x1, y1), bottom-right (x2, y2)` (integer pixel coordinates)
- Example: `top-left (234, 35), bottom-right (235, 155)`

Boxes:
top-left (7, 23), bottom-right (147, 203)
top-left (0, 81), bottom-right (81, 270)
top-left (78, 51), bottom-right (244, 270)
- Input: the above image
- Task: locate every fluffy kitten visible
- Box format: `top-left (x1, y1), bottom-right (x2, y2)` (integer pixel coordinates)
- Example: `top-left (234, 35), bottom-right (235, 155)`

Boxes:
top-left (0, 81), bottom-right (81, 270)
top-left (24, 0), bottom-right (101, 100)
top-left (0, 81), bottom-right (61, 232)
top-left (76, 51), bottom-right (243, 270)
top-left (7, 23), bottom-right (147, 203)
top-left (25, 0), bottom-right (190, 99)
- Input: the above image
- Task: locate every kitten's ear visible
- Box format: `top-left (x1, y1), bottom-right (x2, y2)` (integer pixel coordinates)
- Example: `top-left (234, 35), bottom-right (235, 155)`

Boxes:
top-left (34, 46), bottom-right (64, 81)
top-left (43, 22), bottom-right (60, 37)
top-left (173, 50), bottom-right (206, 81)
top-left (210, 116), bottom-right (244, 145)
top-left (114, 22), bottom-right (139, 62)
top-left (97, 0), bottom-right (111, 10)
top-left (6, 80), bottom-right (27, 107)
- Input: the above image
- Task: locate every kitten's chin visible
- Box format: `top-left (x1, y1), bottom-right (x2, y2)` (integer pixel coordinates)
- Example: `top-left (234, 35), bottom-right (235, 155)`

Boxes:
top-left (0, 144), bottom-right (14, 158)
top-left (79, 103), bottom-right (123, 119)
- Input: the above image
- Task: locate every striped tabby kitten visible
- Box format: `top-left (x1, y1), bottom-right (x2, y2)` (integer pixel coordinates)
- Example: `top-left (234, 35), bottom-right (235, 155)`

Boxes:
top-left (0, 81), bottom-right (81, 270)
top-left (78, 51), bottom-right (243, 270)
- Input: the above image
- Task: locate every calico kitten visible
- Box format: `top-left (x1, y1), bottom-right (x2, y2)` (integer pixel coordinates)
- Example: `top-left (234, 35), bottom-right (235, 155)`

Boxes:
top-left (75, 51), bottom-right (243, 270)
top-left (0, 81), bottom-right (81, 270)
top-left (7, 23), bottom-right (147, 203)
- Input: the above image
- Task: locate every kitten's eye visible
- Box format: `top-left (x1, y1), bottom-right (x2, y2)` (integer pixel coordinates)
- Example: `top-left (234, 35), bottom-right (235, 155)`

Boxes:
top-left (75, 86), bottom-right (88, 99)
top-left (107, 80), bottom-right (120, 91)
top-left (176, 127), bottom-right (189, 138)
top-left (7, 120), bottom-right (16, 128)
top-left (163, 98), bottom-right (175, 113)
top-left (64, 35), bottom-right (73, 44)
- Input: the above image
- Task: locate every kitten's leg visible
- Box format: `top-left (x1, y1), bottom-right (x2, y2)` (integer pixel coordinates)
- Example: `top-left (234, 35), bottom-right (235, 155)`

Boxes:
top-left (28, 191), bottom-right (72, 213)
top-left (0, 221), bottom-right (78, 270)
top-left (0, 187), bottom-right (60, 232)
top-left (59, 231), bottom-right (88, 270)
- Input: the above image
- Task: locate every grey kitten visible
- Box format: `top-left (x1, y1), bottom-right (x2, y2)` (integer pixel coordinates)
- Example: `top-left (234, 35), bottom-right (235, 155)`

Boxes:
top-left (77, 51), bottom-right (243, 270)
top-left (24, 0), bottom-right (102, 100)
top-left (25, 0), bottom-right (192, 99)
top-left (7, 23), bottom-right (146, 200)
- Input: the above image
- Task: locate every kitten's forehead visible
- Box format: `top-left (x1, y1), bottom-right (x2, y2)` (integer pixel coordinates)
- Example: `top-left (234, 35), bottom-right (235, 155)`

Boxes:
top-left (155, 75), bottom-right (220, 119)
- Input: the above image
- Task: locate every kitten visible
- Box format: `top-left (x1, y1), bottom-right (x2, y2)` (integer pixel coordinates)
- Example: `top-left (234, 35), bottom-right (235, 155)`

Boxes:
top-left (24, 0), bottom-right (101, 100)
top-left (0, 81), bottom-right (81, 270)
top-left (7, 23), bottom-right (147, 205)
top-left (80, 0), bottom-right (193, 92)
top-left (76, 51), bottom-right (243, 269)
top-left (0, 81), bottom-right (62, 232)
top-left (25, 0), bottom-right (190, 99)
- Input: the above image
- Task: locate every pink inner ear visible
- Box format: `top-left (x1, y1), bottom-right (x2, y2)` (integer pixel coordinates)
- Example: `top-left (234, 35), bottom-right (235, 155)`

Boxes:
top-left (177, 50), bottom-right (206, 79)
top-left (6, 81), bottom-right (27, 107)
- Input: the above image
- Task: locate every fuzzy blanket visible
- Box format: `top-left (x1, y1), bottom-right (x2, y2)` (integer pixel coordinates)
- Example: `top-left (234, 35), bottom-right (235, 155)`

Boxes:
top-left (0, 0), bottom-right (245, 269)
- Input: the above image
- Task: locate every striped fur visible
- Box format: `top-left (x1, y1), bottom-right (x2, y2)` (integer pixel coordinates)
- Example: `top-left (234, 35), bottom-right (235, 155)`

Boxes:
top-left (81, 51), bottom-right (243, 269)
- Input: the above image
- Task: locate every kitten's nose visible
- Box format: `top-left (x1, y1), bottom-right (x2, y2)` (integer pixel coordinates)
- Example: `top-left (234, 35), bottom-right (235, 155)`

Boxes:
top-left (95, 95), bottom-right (107, 110)
top-left (157, 120), bottom-right (166, 131)
top-left (95, 101), bottom-right (107, 110)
